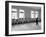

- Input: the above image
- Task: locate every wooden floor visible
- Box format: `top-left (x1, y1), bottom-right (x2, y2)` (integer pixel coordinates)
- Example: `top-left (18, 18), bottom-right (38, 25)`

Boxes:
top-left (12, 22), bottom-right (41, 31)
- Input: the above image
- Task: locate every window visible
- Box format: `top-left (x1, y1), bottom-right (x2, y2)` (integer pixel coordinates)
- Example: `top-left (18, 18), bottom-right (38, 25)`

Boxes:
top-left (19, 9), bottom-right (25, 18)
top-left (31, 10), bottom-right (39, 18)
top-left (31, 10), bottom-right (34, 18)
top-left (11, 9), bottom-right (18, 19)
top-left (35, 11), bottom-right (39, 18)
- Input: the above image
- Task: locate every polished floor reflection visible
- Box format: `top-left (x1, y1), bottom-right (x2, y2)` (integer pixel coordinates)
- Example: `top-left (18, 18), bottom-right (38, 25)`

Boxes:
top-left (12, 22), bottom-right (41, 31)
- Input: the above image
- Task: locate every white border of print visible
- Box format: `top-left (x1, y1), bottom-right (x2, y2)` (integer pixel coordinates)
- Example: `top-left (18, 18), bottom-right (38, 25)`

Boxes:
top-left (9, 3), bottom-right (44, 35)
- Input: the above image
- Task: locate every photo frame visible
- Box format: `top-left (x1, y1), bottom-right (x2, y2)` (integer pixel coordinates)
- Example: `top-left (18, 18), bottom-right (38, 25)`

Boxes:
top-left (5, 1), bottom-right (45, 36)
